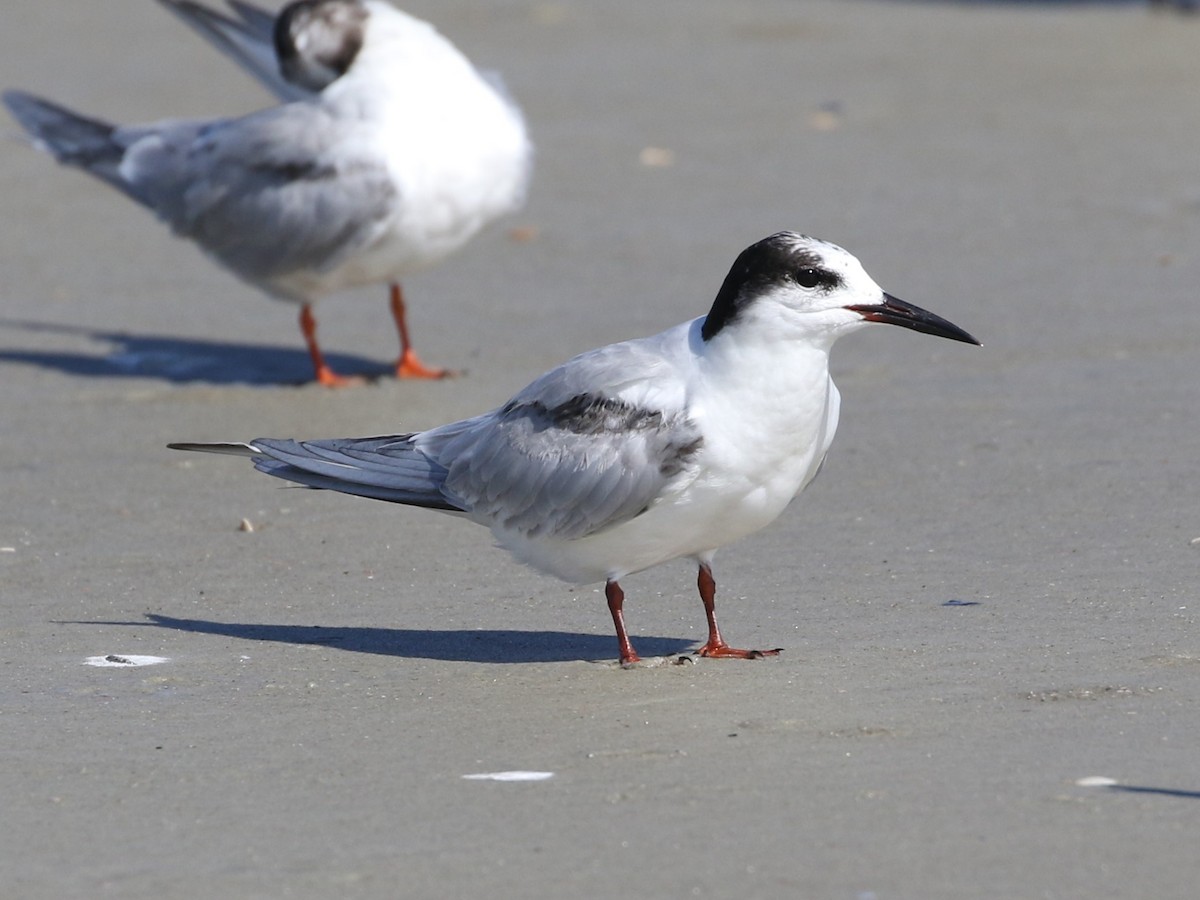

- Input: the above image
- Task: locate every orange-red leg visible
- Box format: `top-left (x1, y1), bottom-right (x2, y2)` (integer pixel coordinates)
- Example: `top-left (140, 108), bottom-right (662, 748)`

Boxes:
top-left (694, 563), bottom-right (782, 659)
top-left (389, 283), bottom-right (456, 380)
top-left (605, 579), bottom-right (641, 666)
top-left (298, 304), bottom-right (363, 388)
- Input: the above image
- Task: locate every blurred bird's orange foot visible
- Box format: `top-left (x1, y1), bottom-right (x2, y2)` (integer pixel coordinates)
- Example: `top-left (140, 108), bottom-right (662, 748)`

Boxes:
top-left (395, 348), bottom-right (458, 380)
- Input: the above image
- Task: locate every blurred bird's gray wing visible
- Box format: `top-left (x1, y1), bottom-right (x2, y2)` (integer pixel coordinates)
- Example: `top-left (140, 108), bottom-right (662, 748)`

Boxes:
top-left (122, 105), bottom-right (397, 284)
top-left (158, 0), bottom-right (311, 102)
top-left (3, 93), bottom-right (393, 283)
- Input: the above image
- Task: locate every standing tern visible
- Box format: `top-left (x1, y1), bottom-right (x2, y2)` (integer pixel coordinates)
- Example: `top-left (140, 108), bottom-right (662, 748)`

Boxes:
top-left (3, 0), bottom-right (532, 386)
top-left (171, 233), bottom-right (979, 665)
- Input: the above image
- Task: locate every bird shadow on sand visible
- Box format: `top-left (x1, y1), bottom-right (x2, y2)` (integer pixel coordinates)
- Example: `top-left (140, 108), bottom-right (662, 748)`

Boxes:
top-left (0, 317), bottom-right (390, 385)
top-left (73, 613), bottom-right (698, 664)
top-left (901, 1), bottom-right (1174, 7)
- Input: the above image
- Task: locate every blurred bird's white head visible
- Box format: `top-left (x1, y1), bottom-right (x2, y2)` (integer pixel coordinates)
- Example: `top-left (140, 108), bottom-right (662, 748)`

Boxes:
top-left (275, 0), bottom-right (370, 91)
top-left (274, 0), bottom-right (451, 92)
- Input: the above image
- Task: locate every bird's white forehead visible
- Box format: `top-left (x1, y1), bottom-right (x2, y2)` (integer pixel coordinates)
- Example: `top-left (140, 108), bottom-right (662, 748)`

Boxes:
top-left (781, 234), bottom-right (875, 290)
top-left (773, 232), bottom-right (853, 265)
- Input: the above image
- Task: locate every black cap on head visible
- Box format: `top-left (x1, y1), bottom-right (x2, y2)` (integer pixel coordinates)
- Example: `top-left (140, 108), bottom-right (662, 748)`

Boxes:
top-left (701, 233), bottom-right (836, 341)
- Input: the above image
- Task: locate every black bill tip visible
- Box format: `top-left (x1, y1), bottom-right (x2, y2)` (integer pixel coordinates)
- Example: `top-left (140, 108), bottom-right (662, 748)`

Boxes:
top-left (847, 293), bottom-right (981, 346)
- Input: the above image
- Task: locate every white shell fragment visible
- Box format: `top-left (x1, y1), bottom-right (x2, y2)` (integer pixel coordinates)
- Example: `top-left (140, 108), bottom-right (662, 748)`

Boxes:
top-left (638, 146), bottom-right (675, 167)
top-left (462, 771), bottom-right (554, 782)
top-left (84, 654), bottom-right (170, 668)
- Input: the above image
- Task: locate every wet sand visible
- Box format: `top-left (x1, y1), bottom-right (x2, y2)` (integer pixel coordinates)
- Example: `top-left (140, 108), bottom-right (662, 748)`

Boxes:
top-left (2, 1), bottom-right (1199, 897)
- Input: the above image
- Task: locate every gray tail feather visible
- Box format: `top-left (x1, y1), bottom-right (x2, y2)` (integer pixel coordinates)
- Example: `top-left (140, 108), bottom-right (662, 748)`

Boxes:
top-left (3, 90), bottom-right (132, 195)
top-left (170, 437), bottom-right (463, 512)
top-left (168, 441), bottom-right (264, 458)
top-left (250, 437), bottom-right (462, 511)
top-left (252, 458), bottom-right (461, 511)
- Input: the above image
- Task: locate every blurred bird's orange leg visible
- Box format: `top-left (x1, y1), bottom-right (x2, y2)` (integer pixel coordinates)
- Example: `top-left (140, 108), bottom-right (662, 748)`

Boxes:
top-left (694, 563), bottom-right (782, 659)
top-left (605, 579), bottom-right (641, 666)
top-left (299, 304), bottom-right (363, 388)
top-left (389, 283), bottom-right (457, 379)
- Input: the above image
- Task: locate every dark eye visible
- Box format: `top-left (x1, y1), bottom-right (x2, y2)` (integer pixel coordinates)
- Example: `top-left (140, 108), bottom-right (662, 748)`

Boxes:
top-left (795, 267), bottom-right (821, 288)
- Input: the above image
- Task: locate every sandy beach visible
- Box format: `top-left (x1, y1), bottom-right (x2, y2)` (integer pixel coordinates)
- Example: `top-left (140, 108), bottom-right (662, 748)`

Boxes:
top-left (2, 1), bottom-right (1199, 897)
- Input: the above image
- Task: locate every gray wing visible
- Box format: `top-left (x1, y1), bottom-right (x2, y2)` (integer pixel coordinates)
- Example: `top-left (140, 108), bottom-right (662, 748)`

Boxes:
top-left (417, 341), bottom-right (704, 540)
top-left (168, 340), bottom-right (704, 542)
top-left (118, 104), bottom-right (397, 285)
top-left (158, 0), bottom-right (311, 103)
top-left (4, 91), bottom-right (396, 285)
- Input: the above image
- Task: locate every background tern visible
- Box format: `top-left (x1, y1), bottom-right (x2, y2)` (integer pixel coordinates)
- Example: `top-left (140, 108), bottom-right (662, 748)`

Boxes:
top-left (3, 0), bottom-right (532, 386)
top-left (171, 233), bottom-right (979, 665)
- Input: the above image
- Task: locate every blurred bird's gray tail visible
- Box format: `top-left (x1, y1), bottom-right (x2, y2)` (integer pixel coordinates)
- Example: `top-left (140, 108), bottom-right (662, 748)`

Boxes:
top-left (3, 90), bottom-right (130, 196)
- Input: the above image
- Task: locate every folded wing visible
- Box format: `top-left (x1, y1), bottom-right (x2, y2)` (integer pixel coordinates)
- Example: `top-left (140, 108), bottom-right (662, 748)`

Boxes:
top-left (170, 341), bottom-right (704, 541)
